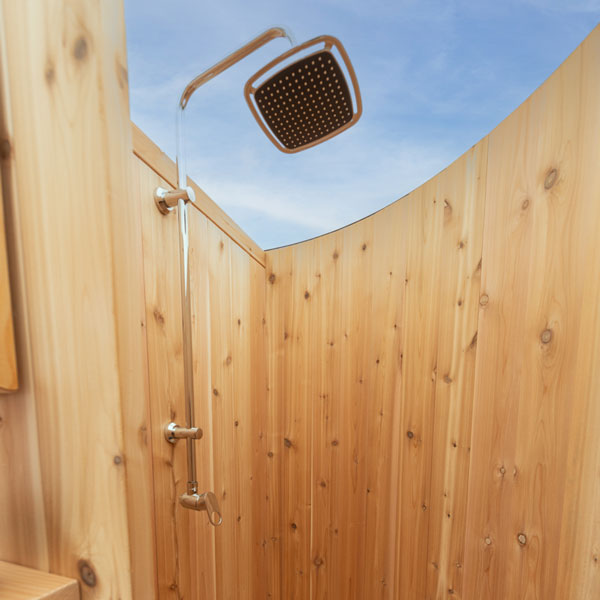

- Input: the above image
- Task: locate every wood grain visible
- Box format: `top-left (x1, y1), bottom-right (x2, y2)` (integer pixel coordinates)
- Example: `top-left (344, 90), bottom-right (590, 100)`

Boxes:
top-left (463, 24), bottom-right (600, 600)
top-left (265, 25), bottom-right (600, 600)
top-left (136, 154), bottom-right (269, 599)
top-left (265, 140), bottom-right (487, 598)
top-left (0, 1), bottom-right (135, 597)
top-left (0, 561), bottom-right (79, 600)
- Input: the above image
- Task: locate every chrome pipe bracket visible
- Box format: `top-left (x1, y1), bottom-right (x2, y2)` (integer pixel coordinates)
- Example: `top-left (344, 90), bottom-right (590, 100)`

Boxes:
top-left (154, 185), bottom-right (196, 215)
top-left (164, 421), bottom-right (203, 444)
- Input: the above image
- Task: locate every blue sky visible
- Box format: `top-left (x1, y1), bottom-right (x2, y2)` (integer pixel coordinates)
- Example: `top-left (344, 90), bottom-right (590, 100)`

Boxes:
top-left (124, 1), bottom-right (599, 249)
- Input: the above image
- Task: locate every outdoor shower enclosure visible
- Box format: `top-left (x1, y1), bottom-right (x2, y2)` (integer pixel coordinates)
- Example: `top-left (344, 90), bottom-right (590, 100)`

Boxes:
top-left (0, 3), bottom-right (599, 600)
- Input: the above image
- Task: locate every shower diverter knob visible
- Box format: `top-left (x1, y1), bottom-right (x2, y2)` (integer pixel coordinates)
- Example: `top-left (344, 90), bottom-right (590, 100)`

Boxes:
top-left (179, 490), bottom-right (223, 526)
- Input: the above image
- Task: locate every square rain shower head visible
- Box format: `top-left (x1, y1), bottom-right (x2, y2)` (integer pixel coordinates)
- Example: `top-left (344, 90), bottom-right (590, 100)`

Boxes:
top-left (244, 36), bottom-right (362, 153)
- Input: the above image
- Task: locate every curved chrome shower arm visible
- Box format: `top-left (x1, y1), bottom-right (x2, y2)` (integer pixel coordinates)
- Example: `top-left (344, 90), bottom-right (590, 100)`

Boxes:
top-left (176, 26), bottom-right (295, 190)
top-left (157, 26), bottom-right (295, 525)
top-left (179, 26), bottom-right (296, 110)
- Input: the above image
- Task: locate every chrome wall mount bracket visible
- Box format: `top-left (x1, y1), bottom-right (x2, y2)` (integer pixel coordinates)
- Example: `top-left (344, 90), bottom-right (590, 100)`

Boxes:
top-left (164, 421), bottom-right (203, 444)
top-left (154, 185), bottom-right (195, 215)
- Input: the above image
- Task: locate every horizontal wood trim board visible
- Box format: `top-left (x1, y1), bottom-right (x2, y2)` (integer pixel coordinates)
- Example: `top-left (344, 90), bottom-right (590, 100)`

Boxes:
top-left (131, 123), bottom-right (266, 268)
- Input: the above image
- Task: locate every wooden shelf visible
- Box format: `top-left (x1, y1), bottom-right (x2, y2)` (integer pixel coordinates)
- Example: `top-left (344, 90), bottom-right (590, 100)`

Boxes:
top-left (0, 561), bottom-right (79, 600)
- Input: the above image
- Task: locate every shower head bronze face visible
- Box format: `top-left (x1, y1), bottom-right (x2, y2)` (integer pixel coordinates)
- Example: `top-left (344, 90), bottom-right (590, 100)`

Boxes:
top-left (244, 36), bottom-right (362, 153)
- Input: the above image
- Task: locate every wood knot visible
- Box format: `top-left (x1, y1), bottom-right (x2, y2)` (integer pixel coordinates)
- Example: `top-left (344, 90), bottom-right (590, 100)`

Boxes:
top-left (234, 420), bottom-right (239, 427)
top-left (304, 290), bottom-right (310, 299)
top-left (544, 168), bottom-right (558, 190)
top-left (153, 308), bottom-right (165, 324)
top-left (540, 328), bottom-right (553, 344)
top-left (484, 537), bottom-right (492, 546)
top-left (113, 455), bottom-right (122, 465)
top-left (225, 355), bottom-right (232, 365)
top-left (457, 299), bottom-right (463, 306)
top-left (517, 533), bottom-right (527, 546)
top-left (479, 294), bottom-right (489, 306)
top-left (283, 438), bottom-right (292, 448)
top-left (73, 36), bottom-right (89, 61)
top-left (268, 273), bottom-right (276, 284)
top-left (319, 480), bottom-right (327, 488)
top-left (291, 522), bottom-right (297, 530)
top-left (521, 198), bottom-right (530, 210)
top-left (0, 138), bottom-right (11, 160)
top-left (443, 374), bottom-right (453, 384)
top-left (77, 559), bottom-right (97, 587)
top-left (333, 251), bottom-right (339, 260)
top-left (362, 243), bottom-right (367, 251)
top-left (314, 557), bottom-right (323, 567)
top-left (213, 388), bottom-right (219, 396)
top-left (406, 430), bottom-right (414, 439)
top-left (267, 451), bottom-right (274, 458)
top-left (331, 439), bottom-right (339, 446)
top-left (45, 63), bottom-right (55, 84)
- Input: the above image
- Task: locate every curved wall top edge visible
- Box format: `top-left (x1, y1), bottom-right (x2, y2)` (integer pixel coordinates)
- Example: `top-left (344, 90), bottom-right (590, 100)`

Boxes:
top-left (265, 22), bottom-right (600, 253)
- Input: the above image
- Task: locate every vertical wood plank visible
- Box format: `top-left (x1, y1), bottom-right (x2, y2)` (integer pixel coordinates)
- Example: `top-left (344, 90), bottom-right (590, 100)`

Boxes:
top-left (426, 142), bottom-right (487, 599)
top-left (463, 26), bottom-right (600, 600)
top-left (0, 180), bottom-right (17, 392)
top-left (394, 179), bottom-right (443, 598)
top-left (360, 202), bottom-right (408, 599)
top-left (0, 11), bottom-right (48, 566)
top-left (0, 0), bottom-right (136, 596)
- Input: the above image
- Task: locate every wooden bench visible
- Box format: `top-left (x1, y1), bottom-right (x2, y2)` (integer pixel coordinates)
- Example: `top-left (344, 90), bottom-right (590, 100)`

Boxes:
top-left (0, 561), bottom-right (79, 599)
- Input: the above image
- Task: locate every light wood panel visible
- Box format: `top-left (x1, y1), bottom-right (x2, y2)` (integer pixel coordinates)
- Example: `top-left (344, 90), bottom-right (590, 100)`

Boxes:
top-left (0, 2), bottom-right (50, 569)
top-left (265, 140), bottom-right (487, 598)
top-left (463, 24), bottom-right (600, 599)
top-left (0, 561), bottom-right (79, 600)
top-left (136, 155), bottom-right (270, 599)
top-left (265, 24), bottom-right (600, 600)
top-left (425, 142), bottom-right (487, 599)
top-left (0, 1), bottom-right (139, 598)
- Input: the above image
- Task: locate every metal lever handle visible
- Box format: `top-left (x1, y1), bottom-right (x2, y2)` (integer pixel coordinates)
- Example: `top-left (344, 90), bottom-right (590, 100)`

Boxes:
top-left (164, 421), bottom-right (203, 444)
top-left (179, 491), bottom-right (223, 526)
